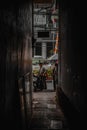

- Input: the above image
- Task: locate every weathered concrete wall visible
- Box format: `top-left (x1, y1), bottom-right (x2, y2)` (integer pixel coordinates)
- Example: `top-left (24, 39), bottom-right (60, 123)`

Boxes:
top-left (0, 1), bottom-right (32, 130)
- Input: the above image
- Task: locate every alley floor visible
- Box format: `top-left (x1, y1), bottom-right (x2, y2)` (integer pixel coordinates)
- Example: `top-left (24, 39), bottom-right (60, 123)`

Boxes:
top-left (29, 89), bottom-right (70, 130)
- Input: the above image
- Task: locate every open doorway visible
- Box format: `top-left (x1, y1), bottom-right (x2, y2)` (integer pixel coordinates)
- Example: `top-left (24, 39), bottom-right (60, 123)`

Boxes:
top-left (30, 0), bottom-right (69, 129)
top-left (32, 0), bottom-right (58, 92)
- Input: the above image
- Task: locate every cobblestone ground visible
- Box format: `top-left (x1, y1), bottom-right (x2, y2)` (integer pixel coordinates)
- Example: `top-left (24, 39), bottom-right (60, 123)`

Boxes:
top-left (29, 90), bottom-right (70, 130)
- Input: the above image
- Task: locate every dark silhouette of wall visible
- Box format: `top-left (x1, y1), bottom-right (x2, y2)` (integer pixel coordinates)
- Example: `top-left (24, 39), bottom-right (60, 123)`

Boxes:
top-left (0, 1), bottom-right (32, 130)
top-left (57, 0), bottom-right (86, 129)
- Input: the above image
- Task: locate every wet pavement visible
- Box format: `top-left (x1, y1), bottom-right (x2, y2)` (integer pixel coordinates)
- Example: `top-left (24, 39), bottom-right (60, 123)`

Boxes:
top-left (29, 90), bottom-right (70, 130)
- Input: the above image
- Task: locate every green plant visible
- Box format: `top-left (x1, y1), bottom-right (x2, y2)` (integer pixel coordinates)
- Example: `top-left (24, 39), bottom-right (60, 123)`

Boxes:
top-left (33, 69), bottom-right (39, 75)
top-left (46, 68), bottom-right (53, 77)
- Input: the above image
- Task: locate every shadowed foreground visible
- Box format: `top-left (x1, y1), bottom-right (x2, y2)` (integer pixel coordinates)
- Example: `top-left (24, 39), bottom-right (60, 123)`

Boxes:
top-left (29, 91), bottom-right (70, 130)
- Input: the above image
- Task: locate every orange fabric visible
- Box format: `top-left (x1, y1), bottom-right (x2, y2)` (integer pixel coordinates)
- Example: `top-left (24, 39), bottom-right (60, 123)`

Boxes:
top-left (54, 33), bottom-right (58, 54)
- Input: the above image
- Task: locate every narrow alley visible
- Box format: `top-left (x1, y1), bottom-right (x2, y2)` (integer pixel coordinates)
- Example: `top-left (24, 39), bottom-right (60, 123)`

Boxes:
top-left (0, 1), bottom-right (86, 130)
top-left (29, 90), bottom-right (69, 130)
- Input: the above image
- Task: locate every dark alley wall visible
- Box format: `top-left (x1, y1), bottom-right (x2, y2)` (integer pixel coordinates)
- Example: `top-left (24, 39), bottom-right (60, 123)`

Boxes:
top-left (0, 1), bottom-right (32, 130)
top-left (57, 0), bottom-right (86, 126)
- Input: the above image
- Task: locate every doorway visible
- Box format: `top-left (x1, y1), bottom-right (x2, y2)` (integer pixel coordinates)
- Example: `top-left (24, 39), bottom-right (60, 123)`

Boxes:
top-left (30, 0), bottom-right (69, 129)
